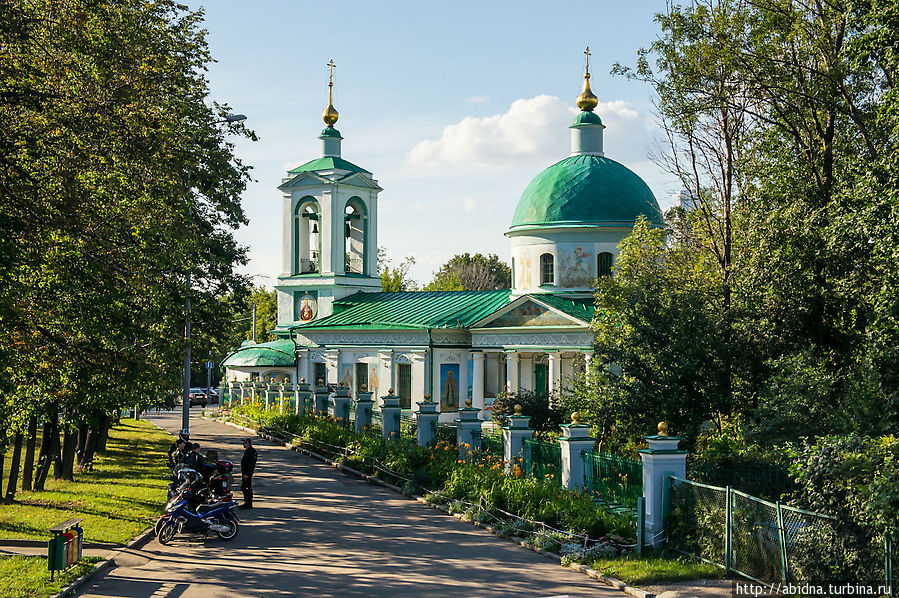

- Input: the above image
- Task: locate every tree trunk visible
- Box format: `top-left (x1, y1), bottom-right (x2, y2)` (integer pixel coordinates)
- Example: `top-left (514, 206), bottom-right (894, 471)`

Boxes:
top-left (5, 432), bottom-right (24, 502)
top-left (75, 423), bottom-right (88, 467)
top-left (33, 411), bottom-right (59, 491)
top-left (97, 414), bottom-right (110, 453)
top-left (60, 428), bottom-right (76, 481)
top-left (21, 417), bottom-right (37, 491)
top-left (82, 427), bottom-right (100, 470)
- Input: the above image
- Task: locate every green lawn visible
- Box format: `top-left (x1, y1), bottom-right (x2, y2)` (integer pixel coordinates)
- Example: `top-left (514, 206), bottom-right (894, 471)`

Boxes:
top-left (0, 555), bottom-right (103, 598)
top-left (0, 418), bottom-right (172, 544)
top-left (592, 551), bottom-right (724, 586)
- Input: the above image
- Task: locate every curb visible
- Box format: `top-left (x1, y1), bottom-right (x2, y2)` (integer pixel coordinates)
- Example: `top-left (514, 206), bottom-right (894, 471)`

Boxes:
top-left (51, 525), bottom-right (156, 598)
top-left (206, 415), bottom-right (654, 598)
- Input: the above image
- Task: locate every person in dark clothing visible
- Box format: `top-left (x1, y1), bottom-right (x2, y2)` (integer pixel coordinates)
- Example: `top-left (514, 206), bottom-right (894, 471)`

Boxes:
top-left (182, 443), bottom-right (204, 472)
top-left (239, 438), bottom-right (257, 509)
top-left (167, 438), bottom-right (186, 468)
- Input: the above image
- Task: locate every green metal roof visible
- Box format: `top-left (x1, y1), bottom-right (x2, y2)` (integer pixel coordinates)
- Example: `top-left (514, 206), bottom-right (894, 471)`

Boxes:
top-left (571, 111), bottom-right (603, 126)
top-left (293, 290), bottom-right (512, 331)
top-left (221, 339), bottom-right (295, 368)
top-left (535, 294), bottom-right (596, 323)
top-left (288, 156), bottom-right (371, 175)
top-left (319, 126), bottom-right (342, 139)
top-left (509, 154), bottom-right (664, 230)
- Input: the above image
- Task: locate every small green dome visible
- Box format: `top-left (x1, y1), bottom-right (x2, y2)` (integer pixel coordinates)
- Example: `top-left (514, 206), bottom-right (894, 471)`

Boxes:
top-left (510, 154), bottom-right (664, 230)
top-left (571, 111), bottom-right (603, 126)
top-left (319, 126), bottom-right (342, 139)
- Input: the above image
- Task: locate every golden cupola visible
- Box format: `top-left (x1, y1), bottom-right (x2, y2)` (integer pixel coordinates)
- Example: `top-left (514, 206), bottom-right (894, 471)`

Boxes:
top-left (323, 59), bottom-right (339, 126)
top-left (576, 47), bottom-right (599, 111)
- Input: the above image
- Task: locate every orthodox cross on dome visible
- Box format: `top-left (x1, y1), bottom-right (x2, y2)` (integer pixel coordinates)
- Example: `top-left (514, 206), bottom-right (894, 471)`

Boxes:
top-left (323, 59), bottom-right (339, 126)
top-left (577, 46), bottom-right (598, 112)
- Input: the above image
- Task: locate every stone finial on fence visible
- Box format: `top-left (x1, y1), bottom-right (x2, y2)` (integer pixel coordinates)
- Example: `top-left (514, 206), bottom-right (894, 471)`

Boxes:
top-left (415, 394), bottom-right (439, 447)
top-left (502, 404), bottom-right (533, 474)
top-left (455, 398), bottom-right (482, 457)
top-left (638, 421), bottom-right (687, 547)
top-left (559, 412), bottom-right (594, 490)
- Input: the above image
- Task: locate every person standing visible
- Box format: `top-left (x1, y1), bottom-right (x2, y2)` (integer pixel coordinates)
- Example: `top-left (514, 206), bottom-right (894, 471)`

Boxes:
top-left (239, 438), bottom-right (257, 509)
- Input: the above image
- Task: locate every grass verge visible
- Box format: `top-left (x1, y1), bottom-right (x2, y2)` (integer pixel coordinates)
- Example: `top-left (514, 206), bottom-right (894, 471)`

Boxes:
top-left (592, 551), bottom-right (724, 586)
top-left (0, 555), bottom-right (104, 598)
top-left (0, 418), bottom-right (172, 544)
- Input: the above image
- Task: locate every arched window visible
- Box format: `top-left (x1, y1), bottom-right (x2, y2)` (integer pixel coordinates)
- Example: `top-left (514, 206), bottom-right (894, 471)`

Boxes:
top-left (597, 252), bottom-right (613, 277)
top-left (540, 253), bottom-right (554, 285)
top-left (293, 197), bottom-right (320, 274)
top-left (344, 197), bottom-right (367, 275)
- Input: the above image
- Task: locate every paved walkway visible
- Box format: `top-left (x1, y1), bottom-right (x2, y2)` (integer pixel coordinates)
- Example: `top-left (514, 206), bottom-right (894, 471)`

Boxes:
top-left (75, 409), bottom-right (616, 597)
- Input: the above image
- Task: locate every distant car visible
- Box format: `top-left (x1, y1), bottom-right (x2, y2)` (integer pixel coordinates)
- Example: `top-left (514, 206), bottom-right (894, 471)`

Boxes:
top-left (188, 388), bottom-right (208, 406)
top-left (206, 388), bottom-right (219, 404)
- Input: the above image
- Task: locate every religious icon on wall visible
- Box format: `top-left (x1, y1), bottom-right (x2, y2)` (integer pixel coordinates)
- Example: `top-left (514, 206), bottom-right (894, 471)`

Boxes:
top-left (341, 366), bottom-right (353, 390)
top-left (440, 364), bottom-right (460, 411)
top-left (559, 245), bottom-right (593, 287)
top-left (297, 293), bottom-right (318, 322)
top-left (516, 248), bottom-right (533, 289)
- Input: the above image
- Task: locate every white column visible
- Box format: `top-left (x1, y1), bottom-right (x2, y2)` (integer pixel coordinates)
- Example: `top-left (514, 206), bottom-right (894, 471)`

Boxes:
top-left (519, 354), bottom-right (533, 392)
top-left (505, 352), bottom-right (519, 393)
top-left (583, 350), bottom-right (594, 371)
top-left (548, 351), bottom-right (561, 393)
top-left (471, 351), bottom-right (485, 412)
top-left (325, 349), bottom-right (339, 386)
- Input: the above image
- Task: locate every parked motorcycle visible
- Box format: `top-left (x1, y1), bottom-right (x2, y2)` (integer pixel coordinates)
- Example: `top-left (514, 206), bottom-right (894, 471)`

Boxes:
top-left (155, 488), bottom-right (239, 544)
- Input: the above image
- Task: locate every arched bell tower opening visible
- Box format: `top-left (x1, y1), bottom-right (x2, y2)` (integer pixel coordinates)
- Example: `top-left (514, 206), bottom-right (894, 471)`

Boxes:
top-left (293, 197), bottom-right (321, 274)
top-left (344, 197), bottom-right (368, 275)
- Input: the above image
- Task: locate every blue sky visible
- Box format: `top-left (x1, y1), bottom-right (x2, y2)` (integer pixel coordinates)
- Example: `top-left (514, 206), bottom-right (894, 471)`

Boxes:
top-left (187, 0), bottom-right (678, 285)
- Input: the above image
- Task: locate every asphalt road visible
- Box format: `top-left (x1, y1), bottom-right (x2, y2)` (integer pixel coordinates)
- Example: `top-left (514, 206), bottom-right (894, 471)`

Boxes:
top-left (74, 408), bottom-right (617, 598)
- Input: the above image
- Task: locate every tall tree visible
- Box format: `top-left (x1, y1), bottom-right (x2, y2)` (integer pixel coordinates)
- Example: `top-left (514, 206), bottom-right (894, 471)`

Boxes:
top-left (424, 253), bottom-right (511, 291)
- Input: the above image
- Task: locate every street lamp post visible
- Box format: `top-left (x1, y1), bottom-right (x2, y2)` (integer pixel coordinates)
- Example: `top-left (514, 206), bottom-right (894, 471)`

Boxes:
top-left (181, 112), bottom-right (247, 436)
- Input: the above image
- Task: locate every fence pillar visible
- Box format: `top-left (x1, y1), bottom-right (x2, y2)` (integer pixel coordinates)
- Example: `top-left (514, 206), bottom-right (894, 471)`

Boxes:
top-left (380, 390), bottom-right (401, 441)
top-left (559, 412), bottom-right (594, 490)
top-left (415, 395), bottom-right (439, 447)
top-left (502, 404), bottom-right (533, 473)
top-left (295, 380), bottom-right (311, 415)
top-left (330, 384), bottom-right (351, 424)
top-left (455, 399), bottom-right (482, 457)
top-left (313, 380), bottom-right (329, 414)
top-left (265, 383), bottom-right (277, 410)
top-left (279, 383), bottom-right (289, 414)
top-left (238, 381), bottom-right (246, 406)
top-left (354, 390), bottom-right (374, 434)
top-left (638, 421), bottom-right (687, 547)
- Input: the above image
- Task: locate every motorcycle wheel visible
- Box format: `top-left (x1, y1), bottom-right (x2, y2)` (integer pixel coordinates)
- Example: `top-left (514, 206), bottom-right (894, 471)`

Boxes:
top-left (215, 514), bottom-right (239, 541)
top-left (154, 516), bottom-right (168, 537)
top-left (157, 521), bottom-right (177, 545)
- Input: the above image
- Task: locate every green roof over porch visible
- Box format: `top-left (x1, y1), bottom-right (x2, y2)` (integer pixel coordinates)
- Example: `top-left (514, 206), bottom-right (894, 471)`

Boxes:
top-left (292, 290), bottom-right (512, 331)
top-left (221, 339), bottom-right (296, 368)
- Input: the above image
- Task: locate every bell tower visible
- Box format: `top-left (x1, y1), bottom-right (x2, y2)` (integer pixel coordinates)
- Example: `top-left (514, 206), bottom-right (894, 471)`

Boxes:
top-left (273, 60), bottom-right (382, 335)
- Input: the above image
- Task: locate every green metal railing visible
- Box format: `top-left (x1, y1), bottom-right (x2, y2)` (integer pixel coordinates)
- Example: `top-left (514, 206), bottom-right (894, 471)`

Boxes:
top-left (523, 438), bottom-right (561, 481)
top-left (584, 451), bottom-right (642, 513)
top-left (400, 412), bottom-right (417, 441)
top-left (436, 423), bottom-right (456, 445)
top-left (688, 456), bottom-right (795, 501)
top-left (481, 429), bottom-right (503, 456)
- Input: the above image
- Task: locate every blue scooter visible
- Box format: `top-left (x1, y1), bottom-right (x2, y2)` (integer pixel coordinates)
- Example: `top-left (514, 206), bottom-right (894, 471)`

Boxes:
top-left (156, 489), bottom-right (239, 544)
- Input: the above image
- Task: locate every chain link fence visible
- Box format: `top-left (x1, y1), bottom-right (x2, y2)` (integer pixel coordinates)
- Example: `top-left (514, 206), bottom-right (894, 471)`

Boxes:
top-left (665, 476), bottom-right (891, 585)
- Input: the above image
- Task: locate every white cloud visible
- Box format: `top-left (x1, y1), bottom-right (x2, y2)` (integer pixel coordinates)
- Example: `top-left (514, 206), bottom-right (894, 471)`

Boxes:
top-left (466, 95), bottom-right (492, 103)
top-left (407, 96), bottom-right (644, 170)
top-left (462, 197), bottom-right (476, 212)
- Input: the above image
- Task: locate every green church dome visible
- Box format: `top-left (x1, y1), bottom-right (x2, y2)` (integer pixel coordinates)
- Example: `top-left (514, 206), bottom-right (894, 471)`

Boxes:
top-left (509, 154), bottom-right (664, 230)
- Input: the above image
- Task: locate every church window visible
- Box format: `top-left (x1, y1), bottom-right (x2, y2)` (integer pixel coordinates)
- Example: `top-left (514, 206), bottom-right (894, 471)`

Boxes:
top-left (397, 363), bottom-right (412, 409)
top-left (540, 253), bottom-right (554, 285)
top-left (598, 252), bottom-right (613, 277)
top-left (313, 363), bottom-right (327, 386)
top-left (354, 362), bottom-right (368, 395)
top-left (294, 197), bottom-right (320, 274)
top-left (344, 198), bottom-right (367, 275)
